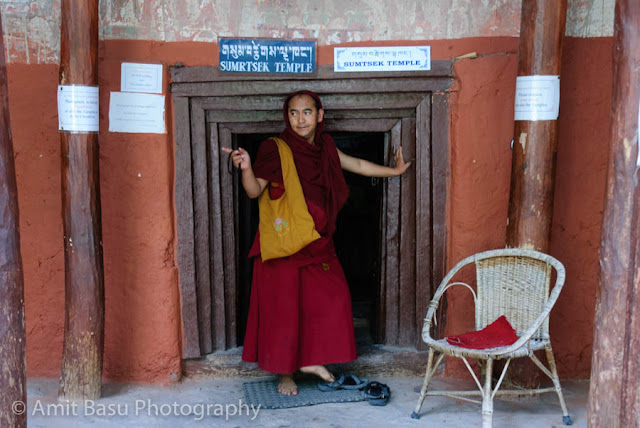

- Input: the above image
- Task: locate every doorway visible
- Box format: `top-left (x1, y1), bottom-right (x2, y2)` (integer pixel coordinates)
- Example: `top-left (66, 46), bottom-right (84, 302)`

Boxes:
top-left (171, 65), bottom-right (453, 359)
top-left (234, 132), bottom-right (386, 347)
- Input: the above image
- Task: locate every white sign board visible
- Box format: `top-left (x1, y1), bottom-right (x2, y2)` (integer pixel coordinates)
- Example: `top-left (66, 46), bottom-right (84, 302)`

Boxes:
top-left (514, 75), bottom-right (560, 121)
top-left (121, 63), bottom-right (163, 94)
top-left (334, 46), bottom-right (430, 72)
top-left (108, 92), bottom-right (165, 134)
top-left (57, 85), bottom-right (99, 132)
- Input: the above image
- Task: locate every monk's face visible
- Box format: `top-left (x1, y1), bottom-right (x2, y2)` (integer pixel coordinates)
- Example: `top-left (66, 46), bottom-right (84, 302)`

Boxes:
top-left (287, 94), bottom-right (324, 144)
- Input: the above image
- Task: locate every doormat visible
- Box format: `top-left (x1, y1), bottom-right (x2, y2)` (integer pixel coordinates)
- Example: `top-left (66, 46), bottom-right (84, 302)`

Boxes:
top-left (242, 380), bottom-right (366, 409)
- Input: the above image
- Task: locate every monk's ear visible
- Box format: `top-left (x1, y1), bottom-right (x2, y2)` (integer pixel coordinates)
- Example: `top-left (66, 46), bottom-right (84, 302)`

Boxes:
top-left (317, 108), bottom-right (324, 123)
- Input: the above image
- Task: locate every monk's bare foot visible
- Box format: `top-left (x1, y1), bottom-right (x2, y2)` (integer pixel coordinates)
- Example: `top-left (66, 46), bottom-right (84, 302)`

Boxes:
top-left (278, 374), bottom-right (298, 395)
top-left (300, 365), bottom-right (335, 383)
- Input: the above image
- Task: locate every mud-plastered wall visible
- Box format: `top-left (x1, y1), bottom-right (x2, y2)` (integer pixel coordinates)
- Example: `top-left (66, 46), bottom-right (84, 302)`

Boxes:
top-left (4, 0), bottom-right (614, 382)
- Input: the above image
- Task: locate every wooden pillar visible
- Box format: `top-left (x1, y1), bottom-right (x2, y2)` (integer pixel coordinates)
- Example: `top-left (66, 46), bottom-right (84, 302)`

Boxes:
top-left (588, 0), bottom-right (640, 426)
top-left (0, 13), bottom-right (27, 428)
top-left (507, 0), bottom-right (567, 250)
top-left (506, 0), bottom-right (567, 387)
top-left (58, 0), bottom-right (104, 401)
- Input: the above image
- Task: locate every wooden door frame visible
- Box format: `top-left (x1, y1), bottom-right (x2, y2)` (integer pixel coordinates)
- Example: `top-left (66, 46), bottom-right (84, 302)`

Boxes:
top-left (171, 65), bottom-right (453, 359)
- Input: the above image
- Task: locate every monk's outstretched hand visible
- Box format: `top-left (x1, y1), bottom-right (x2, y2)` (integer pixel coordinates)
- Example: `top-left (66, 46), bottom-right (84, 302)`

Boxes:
top-left (222, 147), bottom-right (251, 170)
top-left (393, 146), bottom-right (412, 175)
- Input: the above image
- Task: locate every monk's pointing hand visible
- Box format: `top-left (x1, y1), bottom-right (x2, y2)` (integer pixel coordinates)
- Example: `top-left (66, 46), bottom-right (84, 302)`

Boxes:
top-left (222, 147), bottom-right (252, 170)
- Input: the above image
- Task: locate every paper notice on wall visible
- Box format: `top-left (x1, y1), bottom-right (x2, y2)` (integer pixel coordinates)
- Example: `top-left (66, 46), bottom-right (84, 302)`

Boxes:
top-left (57, 85), bottom-right (99, 132)
top-left (108, 92), bottom-right (165, 134)
top-left (514, 75), bottom-right (560, 121)
top-left (121, 63), bottom-right (163, 94)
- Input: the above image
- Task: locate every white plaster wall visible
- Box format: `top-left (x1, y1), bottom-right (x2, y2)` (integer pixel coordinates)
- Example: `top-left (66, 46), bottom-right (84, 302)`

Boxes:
top-left (2, 0), bottom-right (615, 64)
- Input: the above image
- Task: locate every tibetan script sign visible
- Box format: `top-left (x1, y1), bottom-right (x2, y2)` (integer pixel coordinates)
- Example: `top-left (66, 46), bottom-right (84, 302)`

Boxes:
top-left (334, 46), bottom-right (431, 72)
top-left (219, 39), bottom-right (316, 74)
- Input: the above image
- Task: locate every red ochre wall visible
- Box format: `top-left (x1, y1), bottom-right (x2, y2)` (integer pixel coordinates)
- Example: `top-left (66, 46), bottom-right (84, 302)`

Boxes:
top-left (10, 36), bottom-right (610, 383)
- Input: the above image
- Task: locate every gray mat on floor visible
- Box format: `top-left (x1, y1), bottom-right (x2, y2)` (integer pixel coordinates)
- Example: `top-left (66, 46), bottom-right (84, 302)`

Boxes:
top-left (242, 380), bottom-right (366, 409)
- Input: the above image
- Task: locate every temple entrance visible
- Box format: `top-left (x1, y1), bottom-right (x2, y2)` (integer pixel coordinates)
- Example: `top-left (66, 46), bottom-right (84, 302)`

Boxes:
top-left (170, 65), bottom-right (453, 359)
top-left (235, 132), bottom-right (385, 347)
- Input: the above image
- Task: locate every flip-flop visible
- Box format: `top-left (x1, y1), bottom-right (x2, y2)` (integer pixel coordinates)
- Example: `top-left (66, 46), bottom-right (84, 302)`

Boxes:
top-left (363, 381), bottom-right (391, 406)
top-left (340, 374), bottom-right (368, 390)
top-left (317, 373), bottom-right (345, 392)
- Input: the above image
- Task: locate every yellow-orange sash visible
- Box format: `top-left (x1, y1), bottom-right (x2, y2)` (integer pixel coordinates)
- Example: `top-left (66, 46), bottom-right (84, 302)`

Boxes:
top-left (258, 138), bottom-right (321, 261)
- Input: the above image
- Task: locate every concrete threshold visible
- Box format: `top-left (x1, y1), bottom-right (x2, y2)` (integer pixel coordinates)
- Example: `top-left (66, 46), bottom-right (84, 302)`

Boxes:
top-left (183, 344), bottom-right (432, 379)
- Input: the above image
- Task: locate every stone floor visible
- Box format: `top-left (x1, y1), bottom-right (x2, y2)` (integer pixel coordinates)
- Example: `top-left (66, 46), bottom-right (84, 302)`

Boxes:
top-left (25, 374), bottom-right (589, 428)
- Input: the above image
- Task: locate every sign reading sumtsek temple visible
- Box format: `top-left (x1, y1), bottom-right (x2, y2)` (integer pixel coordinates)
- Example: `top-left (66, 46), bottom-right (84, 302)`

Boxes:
top-left (334, 46), bottom-right (431, 72)
top-left (219, 39), bottom-right (316, 74)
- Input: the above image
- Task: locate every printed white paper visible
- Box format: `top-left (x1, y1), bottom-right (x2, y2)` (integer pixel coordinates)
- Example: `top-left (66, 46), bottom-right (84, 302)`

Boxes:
top-left (109, 92), bottom-right (165, 134)
top-left (514, 75), bottom-right (560, 121)
top-left (334, 46), bottom-right (430, 72)
top-left (57, 85), bottom-right (99, 132)
top-left (121, 63), bottom-right (163, 94)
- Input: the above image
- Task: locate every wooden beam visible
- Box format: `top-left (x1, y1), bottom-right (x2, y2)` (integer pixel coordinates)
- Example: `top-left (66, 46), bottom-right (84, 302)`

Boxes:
top-left (195, 93), bottom-right (425, 111)
top-left (58, 0), bottom-right (104, 401)
top-left (190, 103), bottom-right (213, 354)
top-left (170, 62), bottom-right (454, 83)
top-left (398, 117), bottom-right (417, 347)
top-left (415, 97), bottom-right (433, 350)
top-left (209, 124), bottom-right (227, 351)
top-left (216, 126), bottom-right (237, 349)
top-left (430, 92), bottom-right (449, 342)
top-left (173, 96), bottom-right (201, 359)
top-left (0, 12), bottom-right (27, 428)
top-left (505, 0), bottom-right (567, 388)
top-left (205, 108), bottom-right (415, 123)
top-left (588, 0), bottom-right (640, 426)
top-left (507, 0), bottom-right (567, 251)
top-left (384, 120), bottom-right (402, 345)
top-left (172, 78), bottom-right (454, 98)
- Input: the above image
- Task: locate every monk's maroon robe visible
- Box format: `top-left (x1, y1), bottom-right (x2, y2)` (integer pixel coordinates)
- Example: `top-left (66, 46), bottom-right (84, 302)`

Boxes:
top-left (241, 91), bottom-right (357, 373)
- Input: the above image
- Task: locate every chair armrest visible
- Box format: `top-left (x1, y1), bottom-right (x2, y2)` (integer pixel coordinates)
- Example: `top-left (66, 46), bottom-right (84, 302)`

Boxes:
top-left (422, 281), bottom-right (477, 342)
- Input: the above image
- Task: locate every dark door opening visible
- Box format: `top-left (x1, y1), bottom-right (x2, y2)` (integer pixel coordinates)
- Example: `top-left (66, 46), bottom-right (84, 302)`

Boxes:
top-left (333, 132), bottom-right (384, 346)
top-left (235, 132), bottom-right (385, 348)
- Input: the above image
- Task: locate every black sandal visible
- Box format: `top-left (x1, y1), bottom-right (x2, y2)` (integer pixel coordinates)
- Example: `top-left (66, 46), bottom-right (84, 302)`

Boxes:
top-left (362, 381), bottom-right (390, 406)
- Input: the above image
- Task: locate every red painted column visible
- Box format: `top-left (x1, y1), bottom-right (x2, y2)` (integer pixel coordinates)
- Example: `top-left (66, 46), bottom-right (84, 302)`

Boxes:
top-left (58, 0), bottom-right (105, 400)
top-left (0, 12), bottom-right (27, 428)
top-left (588, 0), bottom-right (640, 426)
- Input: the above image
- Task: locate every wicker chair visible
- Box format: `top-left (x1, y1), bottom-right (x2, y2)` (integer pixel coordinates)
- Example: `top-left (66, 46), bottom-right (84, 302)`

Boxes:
top-left (411, 248), bottom-right (572, 427)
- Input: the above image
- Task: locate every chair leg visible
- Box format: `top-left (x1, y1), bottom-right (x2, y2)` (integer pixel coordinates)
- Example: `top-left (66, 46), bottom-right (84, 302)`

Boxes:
top-left (412, 348), bottom-right (435, 419)
top-left (482, 358), bottom-right (494, 428)
top-left (545, 346), bottom-right (572, 425)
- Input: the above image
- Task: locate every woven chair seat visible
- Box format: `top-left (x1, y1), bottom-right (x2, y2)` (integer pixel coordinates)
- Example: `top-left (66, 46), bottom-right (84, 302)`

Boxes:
top-left (426, 337), bottom-right (549, 360)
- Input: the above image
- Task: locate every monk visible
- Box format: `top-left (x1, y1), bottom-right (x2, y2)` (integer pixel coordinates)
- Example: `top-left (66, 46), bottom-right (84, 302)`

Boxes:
top-left (223, 90), bottom-right (410, 395)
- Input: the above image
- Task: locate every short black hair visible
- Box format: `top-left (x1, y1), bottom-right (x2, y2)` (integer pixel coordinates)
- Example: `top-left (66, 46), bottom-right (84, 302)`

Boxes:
top-left (287, 93), bottom-right (320, 111)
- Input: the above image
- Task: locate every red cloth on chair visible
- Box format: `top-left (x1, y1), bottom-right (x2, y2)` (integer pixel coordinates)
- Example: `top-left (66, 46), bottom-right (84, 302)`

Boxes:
top-left (446, 315), bottom-right (518, 349)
